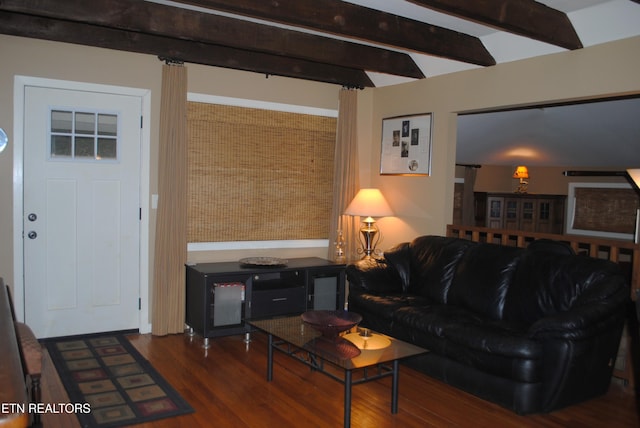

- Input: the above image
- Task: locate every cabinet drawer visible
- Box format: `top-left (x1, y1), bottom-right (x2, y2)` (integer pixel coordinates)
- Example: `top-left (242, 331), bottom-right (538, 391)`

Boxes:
top-left (251, 286), bottom-right (306, 319)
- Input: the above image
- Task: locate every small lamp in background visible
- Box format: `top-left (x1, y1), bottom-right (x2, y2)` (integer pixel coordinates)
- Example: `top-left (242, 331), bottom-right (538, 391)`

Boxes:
top-left (344, 188), bottom-right (394, 259)
top-left (513, 165), bottom-right (529, 194)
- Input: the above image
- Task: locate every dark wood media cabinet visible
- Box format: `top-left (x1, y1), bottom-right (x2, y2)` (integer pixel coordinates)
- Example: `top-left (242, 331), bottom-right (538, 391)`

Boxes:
top-left (185, 257), bottom-right (345, 347)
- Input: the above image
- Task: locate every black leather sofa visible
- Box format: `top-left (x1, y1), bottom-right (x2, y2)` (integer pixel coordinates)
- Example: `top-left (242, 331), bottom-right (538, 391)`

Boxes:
top-left (346, 235), bottom-right (628, 414)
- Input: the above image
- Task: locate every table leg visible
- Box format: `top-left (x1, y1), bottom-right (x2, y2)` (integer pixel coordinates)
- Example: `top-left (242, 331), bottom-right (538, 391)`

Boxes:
top-left (391, 359), bottom-right (399, 414)
top-left (344, 369), bottom-right (352, 428)
top-left (267, 333), bottom-right (273, 382)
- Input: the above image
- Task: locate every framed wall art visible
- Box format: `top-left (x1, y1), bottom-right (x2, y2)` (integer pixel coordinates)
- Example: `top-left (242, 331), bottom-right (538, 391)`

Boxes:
top-left (380, 113), bottom-right (432, 175)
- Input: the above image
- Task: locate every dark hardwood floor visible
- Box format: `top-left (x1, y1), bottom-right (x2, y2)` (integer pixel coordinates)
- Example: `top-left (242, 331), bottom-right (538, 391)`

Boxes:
top-left (40, 331), bottom-right (639, 427)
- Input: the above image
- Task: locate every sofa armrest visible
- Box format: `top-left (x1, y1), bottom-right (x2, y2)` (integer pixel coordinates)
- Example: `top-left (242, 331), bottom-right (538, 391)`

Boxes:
top-left (527, 286), bottom-right (628, 340)
top-left (346, 257), bottom-right (404, 294)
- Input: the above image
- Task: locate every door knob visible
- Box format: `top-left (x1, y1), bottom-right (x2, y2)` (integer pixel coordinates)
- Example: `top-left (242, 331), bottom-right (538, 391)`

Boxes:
top-left (28, 213), bottom-right (37, 222)
top-left (27, 231), bottom-right (37, 239)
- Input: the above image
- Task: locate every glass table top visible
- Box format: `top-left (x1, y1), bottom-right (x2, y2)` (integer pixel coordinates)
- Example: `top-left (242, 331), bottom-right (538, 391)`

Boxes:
top-left (248, 315), bottom-right (428, 370)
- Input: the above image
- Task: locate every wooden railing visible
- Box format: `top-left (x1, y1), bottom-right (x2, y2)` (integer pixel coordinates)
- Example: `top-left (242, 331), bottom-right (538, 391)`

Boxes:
top-left (446, 224), bottom-right (640, 301)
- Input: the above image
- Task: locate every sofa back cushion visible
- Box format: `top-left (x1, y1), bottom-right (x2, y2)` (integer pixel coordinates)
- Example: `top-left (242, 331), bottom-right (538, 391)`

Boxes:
top-left (448, 243), bottom-right (524, 320)
top-left (503, 251), bottom-right (626, 325)
top-left (407, 236), bottom-right (476, 303)
top-left (382, 242), bottom-right (412, 292)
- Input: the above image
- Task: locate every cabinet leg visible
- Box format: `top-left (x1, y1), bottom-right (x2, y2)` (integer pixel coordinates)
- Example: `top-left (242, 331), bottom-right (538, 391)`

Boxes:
top-left (187, 327), bottom-right (195, 337)
top-left (244, 332), bottom-right (251, 343)
top-left (202, 337), bottom-right (211, 349)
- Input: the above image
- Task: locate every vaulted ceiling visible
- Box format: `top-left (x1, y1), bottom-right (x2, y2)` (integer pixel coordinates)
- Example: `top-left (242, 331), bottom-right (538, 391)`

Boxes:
top-left (2, 0), bottom-right (639, 88)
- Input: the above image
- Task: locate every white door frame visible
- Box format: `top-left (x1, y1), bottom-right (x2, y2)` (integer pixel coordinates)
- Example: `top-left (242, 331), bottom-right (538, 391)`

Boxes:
top-left (13, 75), bottom-right (152, 333)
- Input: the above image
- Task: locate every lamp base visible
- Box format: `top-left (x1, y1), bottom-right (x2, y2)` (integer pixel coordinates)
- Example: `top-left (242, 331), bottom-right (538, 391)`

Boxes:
top-left (358, 218), bottom-right (379, 259)
top-left (515, 179), bottom-right (528, 194)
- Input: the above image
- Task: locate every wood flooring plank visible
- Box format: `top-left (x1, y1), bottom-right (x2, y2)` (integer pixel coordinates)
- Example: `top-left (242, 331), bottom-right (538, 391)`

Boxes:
top-left (37, 331), bottom-right (639, 428)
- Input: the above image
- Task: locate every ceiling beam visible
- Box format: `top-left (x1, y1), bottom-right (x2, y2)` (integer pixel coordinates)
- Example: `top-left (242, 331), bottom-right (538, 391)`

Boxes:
top-left (0, 0), bottom-right (423, 80)
top-left (408, 0), bottom-right (583, 50)
top-left (170, 0), bottom-right (496, 66)
top-left (0, 11), bottom-right (374, 88)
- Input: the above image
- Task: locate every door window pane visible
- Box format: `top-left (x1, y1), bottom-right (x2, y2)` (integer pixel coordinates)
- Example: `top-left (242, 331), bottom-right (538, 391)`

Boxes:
top-left (51, 110), bottom-right (73, 133)
top-left (75, 137), bottom-right (95, 158)
top-left (75, 112), bottom-right (95, 134)
top-left (49, 108), bottom-right (119, 162)
top-left (97, 138), bottom-right (117, 159)
top-left (98, 114), bottom-right (117, 136)
top-left (51, 135), bottom-right (72, 157)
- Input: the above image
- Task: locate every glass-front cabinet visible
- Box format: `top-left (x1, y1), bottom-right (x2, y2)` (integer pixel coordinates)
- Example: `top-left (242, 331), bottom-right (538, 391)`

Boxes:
top-left (484, 193), bottom-right (566, 234)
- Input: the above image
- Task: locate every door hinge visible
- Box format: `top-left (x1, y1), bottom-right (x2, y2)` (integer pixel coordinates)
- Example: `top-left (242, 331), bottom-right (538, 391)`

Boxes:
top-left (139, 208), bottom-right (142, 220)
top-left (139, 298), bottom-right (142, 310)
top-left (140, 116), bottom-right (143, 128)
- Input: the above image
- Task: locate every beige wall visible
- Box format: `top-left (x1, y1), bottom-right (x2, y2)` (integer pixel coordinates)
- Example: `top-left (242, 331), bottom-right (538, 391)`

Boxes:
top-left (365, 36), bottom-right (640, 248)
top-left (0, 35), bottom-right (340, 289)
top-left (2, 34), bottom-right (639, 323)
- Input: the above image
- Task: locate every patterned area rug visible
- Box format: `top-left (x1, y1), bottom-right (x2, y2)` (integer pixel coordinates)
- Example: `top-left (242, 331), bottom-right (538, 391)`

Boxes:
top-left (45, 334), bottom-right (193, 427)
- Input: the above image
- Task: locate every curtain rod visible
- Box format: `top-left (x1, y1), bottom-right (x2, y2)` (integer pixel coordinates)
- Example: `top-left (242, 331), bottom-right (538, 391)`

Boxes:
top-left (158, 56), bottom-right (184, 66)
top-left (562, 170), bottom-right (627, 177)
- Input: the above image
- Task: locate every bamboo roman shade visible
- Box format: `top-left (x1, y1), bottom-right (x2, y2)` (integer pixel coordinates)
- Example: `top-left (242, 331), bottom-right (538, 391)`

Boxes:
top-left (573, 187), bottom-right (639, 234)
top-left (187, 102), bottom-right (337, 242)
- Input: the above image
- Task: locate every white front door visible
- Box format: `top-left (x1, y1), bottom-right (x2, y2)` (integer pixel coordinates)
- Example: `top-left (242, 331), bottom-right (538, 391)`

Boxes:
top-left (23, 85), bottom-right (142, 338)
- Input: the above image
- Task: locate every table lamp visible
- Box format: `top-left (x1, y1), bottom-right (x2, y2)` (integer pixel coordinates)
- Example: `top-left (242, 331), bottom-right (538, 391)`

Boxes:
top-left (513, 165), bottom-right (529, 193)
top-left (344, 188), bottom-right (393, 259)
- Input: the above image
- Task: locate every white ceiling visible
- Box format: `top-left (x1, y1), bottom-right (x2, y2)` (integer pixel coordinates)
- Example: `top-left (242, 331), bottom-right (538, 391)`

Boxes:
top-left (456, 97), bottom-right (640, 167)
top-left (156, 0), bottom-right (640, 168)
top-left (344, 0), bottom-right (640, 87)
top-left (344, 0), bottom-right (640, 168)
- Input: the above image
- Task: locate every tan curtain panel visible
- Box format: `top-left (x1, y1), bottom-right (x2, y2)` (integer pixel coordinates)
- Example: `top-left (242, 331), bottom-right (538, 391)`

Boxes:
top-left (462, 166), bottom-right (477, 226)
top-left (328, 89), bottom-right (360, 262)
top-left (152, 63), bottom-right (188, 336)
top-left (187, 102), bottom-right (336, 242)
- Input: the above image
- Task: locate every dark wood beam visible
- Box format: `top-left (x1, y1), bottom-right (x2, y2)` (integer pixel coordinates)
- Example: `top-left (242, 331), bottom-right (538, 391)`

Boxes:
top-left (0, 0), bottom-right (423, 79)
top-left (408, 0), bottom-right (583, 50)
top-left (172, 0), bottom-right (496, 66)
top-left (0, 11), bottom-right (374, 88)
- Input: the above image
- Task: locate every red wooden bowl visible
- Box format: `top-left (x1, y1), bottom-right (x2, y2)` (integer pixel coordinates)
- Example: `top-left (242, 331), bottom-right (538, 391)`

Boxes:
top-left (301, 310), bottom-right (362, 337)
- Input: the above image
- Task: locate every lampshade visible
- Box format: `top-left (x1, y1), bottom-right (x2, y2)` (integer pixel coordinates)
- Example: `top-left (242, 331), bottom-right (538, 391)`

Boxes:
top-left (512, 165), bottom-right (529, 179)
top-left (628, 169), bottom-right (640, 187)
top-left (344, 188), bottom-right (393, 218)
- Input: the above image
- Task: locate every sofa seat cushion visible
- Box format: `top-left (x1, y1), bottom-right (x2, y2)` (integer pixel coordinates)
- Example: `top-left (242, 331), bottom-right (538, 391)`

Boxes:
top-left (393, 305), bottom-right (544, 383)
top-left (349, 292), bottom-right (430, 320)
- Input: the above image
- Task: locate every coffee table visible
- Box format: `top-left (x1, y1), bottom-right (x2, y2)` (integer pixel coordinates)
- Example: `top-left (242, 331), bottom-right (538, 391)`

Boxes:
top-left (248, 315), bottom-right (427, 428)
